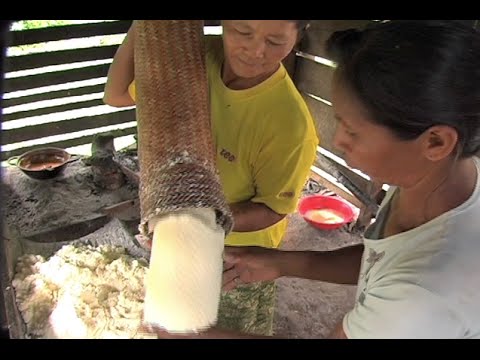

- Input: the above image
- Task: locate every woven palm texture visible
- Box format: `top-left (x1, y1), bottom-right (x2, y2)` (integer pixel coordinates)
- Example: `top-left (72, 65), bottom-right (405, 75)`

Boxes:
top-left (134, 20), bottom-right (233, 239)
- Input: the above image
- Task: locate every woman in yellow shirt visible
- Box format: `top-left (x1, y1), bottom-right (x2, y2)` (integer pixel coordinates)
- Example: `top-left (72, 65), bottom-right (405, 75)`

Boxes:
top-left (104, 20), bottom-right (318, 335)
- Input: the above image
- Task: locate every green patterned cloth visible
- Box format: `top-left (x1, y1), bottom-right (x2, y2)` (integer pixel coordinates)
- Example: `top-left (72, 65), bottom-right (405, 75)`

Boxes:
top-left (216, 281), bottom-right (276, 336)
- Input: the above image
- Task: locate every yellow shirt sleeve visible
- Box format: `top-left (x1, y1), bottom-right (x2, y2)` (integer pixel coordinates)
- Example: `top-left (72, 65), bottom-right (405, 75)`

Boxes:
top-left (128, 81), bottom-right (136, 102)
top-left (251, 138), bottom-right (318, 215)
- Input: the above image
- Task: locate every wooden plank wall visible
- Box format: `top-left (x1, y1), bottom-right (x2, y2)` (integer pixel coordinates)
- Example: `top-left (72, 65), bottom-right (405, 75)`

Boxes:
top-left (1, 20), bottom-right (221, 161)
top-left (296, 20), bottom-right (373, 157)
top-left (294, 20), bottom-right (379, 208)
top-left (2, 20), bottom-right (134, 161)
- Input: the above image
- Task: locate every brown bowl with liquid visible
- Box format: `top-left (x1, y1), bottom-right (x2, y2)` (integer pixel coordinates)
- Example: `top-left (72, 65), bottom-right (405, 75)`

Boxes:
top-left (7, 147), bottom-right (81, 180)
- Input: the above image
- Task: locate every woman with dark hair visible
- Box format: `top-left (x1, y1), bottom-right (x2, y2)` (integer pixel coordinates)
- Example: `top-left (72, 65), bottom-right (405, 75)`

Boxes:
top-left (148, 20), bottom-right (480, 338)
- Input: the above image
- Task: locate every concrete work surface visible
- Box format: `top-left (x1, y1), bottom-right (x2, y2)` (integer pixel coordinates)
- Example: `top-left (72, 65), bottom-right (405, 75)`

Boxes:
top-left (2, 157), bottom-right (363, 338)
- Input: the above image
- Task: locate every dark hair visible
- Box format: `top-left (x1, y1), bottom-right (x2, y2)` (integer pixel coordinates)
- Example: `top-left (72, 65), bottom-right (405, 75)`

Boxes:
top-left (326, 20), bottom-right (480, 158)
top-left (290, 20), bottom-right (310, 31)
top-left (290, 20), bottom-right (310, 41)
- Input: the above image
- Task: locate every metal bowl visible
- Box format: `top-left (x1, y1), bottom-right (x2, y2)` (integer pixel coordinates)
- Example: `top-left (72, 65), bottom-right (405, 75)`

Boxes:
top-left (7, 147), bottom-right (80, 180)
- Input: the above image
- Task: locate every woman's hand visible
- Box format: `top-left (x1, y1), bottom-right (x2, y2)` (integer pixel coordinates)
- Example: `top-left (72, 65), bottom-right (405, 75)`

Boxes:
top-left (222, 246), bottom-right (283, 291)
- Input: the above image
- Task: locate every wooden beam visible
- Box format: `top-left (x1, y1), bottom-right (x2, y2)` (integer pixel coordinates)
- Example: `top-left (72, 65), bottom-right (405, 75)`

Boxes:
top-left (5, 45), bottom-right (117, 73)
top-left (4, 98), bottom-right (105, 122)
top-left (2, 109), bottom-right (136, 145)
top-left (350, 180), bottom-right (383, 231)
top-left (3, 83), bottom-right (106, 108)
top-left (1, 126), bottom-right (137, 161)
top-left (313, 154), bottom-right (371, 198)
top-left (8, 21), bottom-right (132, 47)
top-left (309, 165), bottom-right (362, 209)
top-left (4, 63), bottom-right (109, 93)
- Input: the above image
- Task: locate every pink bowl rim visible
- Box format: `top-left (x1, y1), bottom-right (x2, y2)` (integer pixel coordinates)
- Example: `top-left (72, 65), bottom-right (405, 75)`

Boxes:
top-left (298, 195), bottom-right (356, 225)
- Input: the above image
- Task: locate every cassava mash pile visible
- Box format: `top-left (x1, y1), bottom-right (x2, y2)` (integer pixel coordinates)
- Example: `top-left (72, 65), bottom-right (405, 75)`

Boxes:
top-left (12, 243), bottom-right (152, 339)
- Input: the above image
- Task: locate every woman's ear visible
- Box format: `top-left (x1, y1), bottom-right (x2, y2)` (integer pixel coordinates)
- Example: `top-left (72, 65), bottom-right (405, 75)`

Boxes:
top-left (422, 125), bottom-right (459, 161)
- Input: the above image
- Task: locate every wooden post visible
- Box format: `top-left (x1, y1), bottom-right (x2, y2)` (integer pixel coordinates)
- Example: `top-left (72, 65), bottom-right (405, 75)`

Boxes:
top-left (349, 180), bottom-right (383, 232)
top-left (89, 134), bottom-right (125, 190)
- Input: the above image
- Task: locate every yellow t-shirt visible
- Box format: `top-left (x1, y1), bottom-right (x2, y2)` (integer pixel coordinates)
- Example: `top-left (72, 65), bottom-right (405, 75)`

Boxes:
top-left (128, 36), bottom-right (319, 248)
